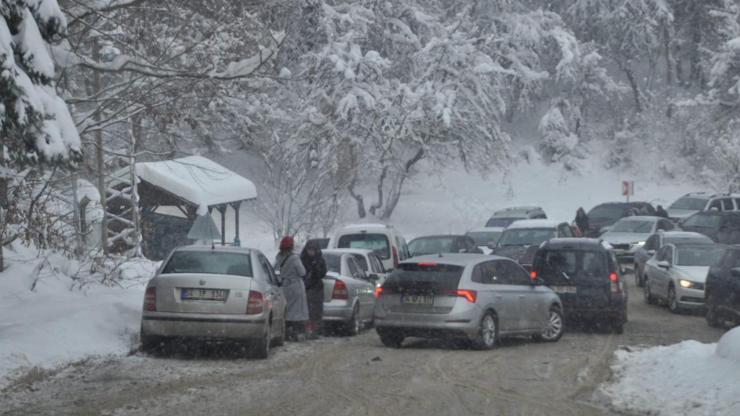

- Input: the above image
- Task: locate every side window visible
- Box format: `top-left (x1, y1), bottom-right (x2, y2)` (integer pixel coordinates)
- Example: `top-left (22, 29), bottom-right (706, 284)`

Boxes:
top-left (467, 237), bottom-right (477, 251)
top-left (709, 199), bottom-right (722, 211)
top-left (560, 224), bottom-right (574, 238)
top-left (656, 246), bottom-right (670, 261)
top-left (371, 254), bottom-right (385, 273)
top-left (258, 255), bottom-right (278, 285)
top-left (347, 257), bottom-right (364, 279)
top-left (666, 247), bottom-right (674, 264)
top-left (473, 261), bottom-right (501, 284)
top-left (504, 261), bottom-right (532, 285)
top-left (722, 198), bottom-right (734, 211)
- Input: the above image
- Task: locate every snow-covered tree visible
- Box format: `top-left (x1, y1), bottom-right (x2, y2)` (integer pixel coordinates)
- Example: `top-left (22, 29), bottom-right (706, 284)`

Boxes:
top-left (539, 99), bottom-right (583, 170)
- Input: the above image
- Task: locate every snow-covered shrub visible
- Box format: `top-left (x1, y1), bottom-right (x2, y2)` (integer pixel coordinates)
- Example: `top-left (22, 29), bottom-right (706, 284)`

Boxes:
top-left (539, 100), bottom-right (584, 170)
top-left (715, 326), bottom-right (740, 363)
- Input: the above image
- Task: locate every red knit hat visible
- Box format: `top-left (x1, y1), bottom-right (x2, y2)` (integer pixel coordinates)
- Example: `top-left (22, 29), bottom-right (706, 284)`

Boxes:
top-left (279, 235), bottom-right (294, 250)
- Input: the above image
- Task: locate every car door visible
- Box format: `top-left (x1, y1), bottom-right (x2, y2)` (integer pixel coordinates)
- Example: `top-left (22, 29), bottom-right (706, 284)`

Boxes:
top-left (506, 260), bottom-right (545, 331)
top-left (637, 234), bottom-right (660, 272)
top-left (258, 254), bottom-right (286, 324)
top-left (347, 256), bottom-right (375, 320)
top-left (652, 245), bottom-right (673, 299)
top-left (474, 261), bottom-right (521, 333)
top-left (645, 247), bottom-right (665, 295)
top-left (493, 260), bottom-right (532, 332)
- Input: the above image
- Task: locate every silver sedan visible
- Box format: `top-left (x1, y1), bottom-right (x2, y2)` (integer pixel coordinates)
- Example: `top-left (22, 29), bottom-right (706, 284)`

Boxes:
top-left (140, 246), bottom-right (287, 359)
top-left (374, 254), bottom-right (564, 349)
top-left (322, 250), bottom-right (377, 335)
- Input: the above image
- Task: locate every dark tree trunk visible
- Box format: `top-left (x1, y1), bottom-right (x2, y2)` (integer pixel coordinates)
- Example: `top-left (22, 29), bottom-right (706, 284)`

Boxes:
top-left (663, 24), bottom-right (673, 85)
top-left (347, 178), bottom-right (366, 219)
top-left (623, 65), bottom-right (643, 113)
top-left (380, 148), bottom-right (425, 220)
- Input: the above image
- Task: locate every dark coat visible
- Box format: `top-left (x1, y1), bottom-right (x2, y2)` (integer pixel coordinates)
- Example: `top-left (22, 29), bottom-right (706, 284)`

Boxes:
top-left (575, 210), bottom-right (590, 234)
top-left (300, 244), bottom-right (327, 291)
top-left (656, 206), bottom-right (669, 218)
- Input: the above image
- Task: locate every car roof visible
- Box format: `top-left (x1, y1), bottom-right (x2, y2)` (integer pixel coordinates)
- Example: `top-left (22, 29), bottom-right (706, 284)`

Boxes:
top-left (410, 234), bottom-right (465, 240)
top-left (691, 210), bottom-right (740, 216)
top-left (173, 245), bottom-right (253, 255)
top-left (681, 192), bottom-right (740, 199)
top-left (659, 231), bottom-right (712, 239)
top-left (400, 253), bottom-right (508, 267)
top-left (493, 206), bottom-right (544, 216)
top-left (592, 201), bottom-right (652, 207)
top-left (615, 215), bottom-right (662, 222)
top-left (323, 248), bottom-right (374, 256)
top-left (467, 227), bottom-right (505, 233)
top-left (339, 223), bottom-right (393, 230)
top-left (506, 219), bottom-right (562, 229)
top-left (542, 238), bottom-right (606, 250)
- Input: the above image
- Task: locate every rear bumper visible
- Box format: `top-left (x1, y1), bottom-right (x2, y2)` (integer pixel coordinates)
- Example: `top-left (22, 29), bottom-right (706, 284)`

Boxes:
top-left (374, 309), bottom-right (480, 338)
top-left (322, 300), bottom-right (354, 322)
top-left (562, 301), bottom-right (626, 321)
top-left (141, 312), bottom-right (266, 340)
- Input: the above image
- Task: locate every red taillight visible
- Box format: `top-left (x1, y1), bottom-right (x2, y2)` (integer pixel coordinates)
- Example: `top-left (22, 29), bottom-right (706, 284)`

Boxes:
top-left (530, 270), bottom-right (538, 280)
top-left (332, 279), bottom-right (349, 300)
top-left (392, 247), bottom-right (400, 268)
top-left (450, 289), bottom-right (477, 303)
top-left (417, 261), bottom-right (438, 267)
top-left (144, 287), bottom-right (156, 312)
top-left (609, 272), bottom-right (620, 294)
top-left (374, 287), bottom-right (383, 298)
top-left (246, 291), bottom-right (264, 314)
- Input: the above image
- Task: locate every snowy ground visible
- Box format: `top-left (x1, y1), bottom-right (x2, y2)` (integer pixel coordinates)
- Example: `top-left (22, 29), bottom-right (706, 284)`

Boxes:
top-left (598, 327), bottom-right (740, 416)
top-left (0, 243), bottom-right (158, 389)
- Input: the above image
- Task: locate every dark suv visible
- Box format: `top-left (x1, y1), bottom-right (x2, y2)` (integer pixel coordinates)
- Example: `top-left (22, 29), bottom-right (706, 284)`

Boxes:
top-left (705, 246), bottom-right (740, 328)
top-left (680, 211), bottom-right (740, 243)
top-left (586, 202), bottom-right (656, 237)
top-left (531, 239), bottom-right (627, 333)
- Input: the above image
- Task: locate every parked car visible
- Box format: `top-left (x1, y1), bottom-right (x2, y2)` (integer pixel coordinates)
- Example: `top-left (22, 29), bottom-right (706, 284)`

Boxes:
top-left (643, 244), bottom-right (726, 313)
top-left (329, 223), bottom-right (410, 271)
top-left (705, 246), bottom-right (740, 327)
top-left (408, 234), bottom-right (483, 257)
top-left (679, 211), bottom-right (740, 243)
top-left (305, 237), bottom-right (330, 250)
top-left (485, 206), bottom-right (547, 228)
top-left (586, 202), bottom-right (656, 237)
top-left (374, 254), bottom-right (564, 349)
top-left (321, 250), bottom-right (378, 335)
top-left (633, 231), bottom-right (713, 287)
top-left (466, 227), bottom-right (505, 254)
top-left (668, 192), bottom-right (740, 222)
top-left (531, 239), bottom-right (627, 333)
top-left (140, 246), bottom-right (286, 359)
top-left (601, 216), bottom-right (676, 262)
top-left (325, 248), bottom-right (388, 286)
top-left (491, 220), bottom-right (574, 269)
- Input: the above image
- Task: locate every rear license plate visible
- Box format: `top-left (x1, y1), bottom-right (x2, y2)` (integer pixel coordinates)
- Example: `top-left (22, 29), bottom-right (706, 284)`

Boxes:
top-left (551, 286), bottom-right (577, 294)
top-left (181, 288), bottom-right (229, 301)
top-left (402, 294), bottom-right (434, 306)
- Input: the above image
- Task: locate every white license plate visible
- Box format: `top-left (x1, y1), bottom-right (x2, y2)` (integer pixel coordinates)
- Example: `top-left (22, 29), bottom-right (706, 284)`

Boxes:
top-left (181, 288), bottom-right (228, 301)
top-left (551, 286), bottom-right (577, 294)
top-left (402, 294), bottom-right (434, 305)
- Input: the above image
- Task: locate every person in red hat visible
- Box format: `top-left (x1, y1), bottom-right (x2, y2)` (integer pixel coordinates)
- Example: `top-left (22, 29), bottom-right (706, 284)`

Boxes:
top-left (274, 236), bottom-right (308, 341)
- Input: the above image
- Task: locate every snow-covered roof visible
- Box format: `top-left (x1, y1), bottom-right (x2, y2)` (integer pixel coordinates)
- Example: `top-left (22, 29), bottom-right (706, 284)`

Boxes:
top-left (506, 219), bottom-right (562, 229)
top-left (467, 227), bottom-right (505, 233)
top-left (135, 156), bottom-right (257, 215)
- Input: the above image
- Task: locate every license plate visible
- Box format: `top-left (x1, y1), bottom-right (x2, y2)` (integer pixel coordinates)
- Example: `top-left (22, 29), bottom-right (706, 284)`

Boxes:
top-left (181, 288), bottom-right (229, 301)
top-left (402, 294), bottom-right (434, 305)
top-left (551, 286), bottom-right (577, 294)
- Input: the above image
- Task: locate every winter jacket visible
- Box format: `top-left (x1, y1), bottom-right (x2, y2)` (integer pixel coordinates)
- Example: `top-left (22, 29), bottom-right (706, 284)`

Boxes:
top-left (575, 213), bottom-right (590, 234)
top-left (275, 251), bottom-right (308, 322)
top-left (300, 246), bottom-right (327, 291)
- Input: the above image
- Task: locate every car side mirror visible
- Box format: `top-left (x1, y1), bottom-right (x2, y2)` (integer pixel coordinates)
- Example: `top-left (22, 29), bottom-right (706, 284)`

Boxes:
top-left (367, 273), bottom-right (380, 283)
top-left (657, 260), bottom-right (671, 270)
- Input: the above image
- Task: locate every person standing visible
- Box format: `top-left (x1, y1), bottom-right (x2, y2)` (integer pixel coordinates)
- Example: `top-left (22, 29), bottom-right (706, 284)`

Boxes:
top-left (275, 236), bottom-right (308, 341)
top-left (300, 240), bottom-right (327, 340)
top-left (575, 207), bottom-right (590, 236)
top-left (655, 205), bottom-right (669, 218)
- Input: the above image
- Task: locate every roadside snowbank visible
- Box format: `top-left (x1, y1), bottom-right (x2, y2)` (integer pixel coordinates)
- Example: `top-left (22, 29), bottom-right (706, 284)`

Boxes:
top-left (0, 244), bottom-right (157, 389)
top-left (599, 327), bottom-right (740, 416)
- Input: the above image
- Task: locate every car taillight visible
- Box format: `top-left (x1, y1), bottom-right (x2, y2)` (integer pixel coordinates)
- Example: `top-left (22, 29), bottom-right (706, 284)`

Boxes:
top-left (374, 287), bottom-right (383, 298)
top-left (530, 270), bottom-right (538, 280)
top-left (144, 287), bottom-right (156, 312)
top-left (392, 247), bottom-right (399, 268)
top-left (609, 272), bottom-right (620, 294)
top-left (246, 291), bottom-right (264, 314)
top-left (332, 279), bottom-right (349, 300)
top-left (450, 289), bottom-right (477, 303)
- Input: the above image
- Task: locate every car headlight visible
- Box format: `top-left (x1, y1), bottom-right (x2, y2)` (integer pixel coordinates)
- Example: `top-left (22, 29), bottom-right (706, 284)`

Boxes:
top-left (634, 241), bottom-right (645, 247)
top-left (679, 279), bottom-right (696, 289)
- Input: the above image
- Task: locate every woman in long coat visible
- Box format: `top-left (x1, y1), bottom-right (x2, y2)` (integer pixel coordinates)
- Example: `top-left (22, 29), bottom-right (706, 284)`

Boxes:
top-left (300, 241), bottom-right (327, 339)
top-left (275, 236), bottom-right (308, 341)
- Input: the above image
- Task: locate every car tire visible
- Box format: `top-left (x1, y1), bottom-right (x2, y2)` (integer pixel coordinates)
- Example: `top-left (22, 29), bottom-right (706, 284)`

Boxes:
top-left (139, 325), bottom-right (163, 353)
top-left (667, 285), bottom-right (681, 314)
top-left (377, 329), bottom-right (404, 348)
top-left (634, 263), bottom-right (643, 287)
top-left (343, 304), bottom-right (361, 336)
top-left (643, 279), bottom-right (656, 305)
top-left (705, 293), bottom-right (724, 328)
top-left (534, 306), bottom-right (564, 342)
top-left (272, 313), bottom-right (286, 347)
top-left (253, 321), bottom-right (272, 360)
top-left (471, 311), bottom-right (498, 350)
top-left (612, 321), bottom-right (624, 334)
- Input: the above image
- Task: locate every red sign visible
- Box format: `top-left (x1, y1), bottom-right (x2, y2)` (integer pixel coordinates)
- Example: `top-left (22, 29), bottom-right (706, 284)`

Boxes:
top-left (622, 181), bottom-right (634, 197)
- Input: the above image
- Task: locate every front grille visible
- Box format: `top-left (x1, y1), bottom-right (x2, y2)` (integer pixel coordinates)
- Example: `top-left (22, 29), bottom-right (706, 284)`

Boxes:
top-left (680, 296), bottom-right (704, 303)
top-left (612, 244), bottom-right (630, 251)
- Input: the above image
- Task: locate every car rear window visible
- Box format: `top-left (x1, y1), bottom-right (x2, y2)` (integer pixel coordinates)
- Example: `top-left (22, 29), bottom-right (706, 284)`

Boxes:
top-left (408, 237), bottom-right (456, 256)
top-left (324, 253), bottom-right (341, 273)
top-left (383, 263), bottom-right (464, 292)
top-left (683, 214), bottom-right (722, 229)
top-left (498, 228), bottom-right (556, 247)
top-left (535, 249), bottom-right (607, 284)
top-left (467, 231), bottom-right (503, 246)
top-left (486, 217), bottom-right (522, 227)
top-left (337, 233), bottom-right (391, 259)
top-left (162, 251), bottom-right (252, 277)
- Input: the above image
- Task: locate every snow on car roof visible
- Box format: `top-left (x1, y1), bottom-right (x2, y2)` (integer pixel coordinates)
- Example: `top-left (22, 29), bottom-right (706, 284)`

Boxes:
top-left (506, 219), bottom-right (561, 229)
top-left (493, 206), bottom-right (543, 216)
top-left (323, 248), bottom-right (374, 256)
top-left (615, 215), bottom-right (661, 222)
top-left (341, 223), bottom-right (392, 229)
top-left (400, 253), bottom-right (499, 266)
top-left (467, 227), bottom-right (505, 233)
top-left (135, 156), bottom-right (257, 215)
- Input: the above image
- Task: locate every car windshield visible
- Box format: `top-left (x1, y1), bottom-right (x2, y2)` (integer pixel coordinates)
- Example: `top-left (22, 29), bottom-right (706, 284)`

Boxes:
top-left (682, 214), bottom-right (722, 229)
top-left (161, 251), bottom-right (252, 277)
top-left (675, 246), bottom-right (724, 267)
top-left (337, 233), bottom-right (391, 259)
top-left (610, 220), bottom-right (654, 233)
top-left (485, 217), bottom-right (522, 227)
top-left (467, 231), bottom-right (502, 246)
top-left (498, 228), bottom-right (556, 246)
top-left (324, 253), bottom-right (341, 273)
top-left (408, 237), bottom-right (456, 255)
top-left (669, 197), bottom-right (707, 211)
top-left (588, 205), bottom-right (625, 221)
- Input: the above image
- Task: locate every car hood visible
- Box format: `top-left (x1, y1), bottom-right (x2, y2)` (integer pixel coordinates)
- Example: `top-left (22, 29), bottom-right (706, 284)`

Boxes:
top-left (667, 209), bottom-right (698, 220)
top-left (672, 266), bottom-right (710, 283)
top-left (602, 232), bottom-right (650, 245)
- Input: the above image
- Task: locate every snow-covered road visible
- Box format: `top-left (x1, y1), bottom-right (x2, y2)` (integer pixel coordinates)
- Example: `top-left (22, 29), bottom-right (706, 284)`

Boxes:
top-left (0, 275), bottom-right (726, 416)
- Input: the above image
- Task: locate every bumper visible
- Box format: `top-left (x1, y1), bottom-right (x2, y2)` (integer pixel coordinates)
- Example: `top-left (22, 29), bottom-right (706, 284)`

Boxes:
top-left (676, 287), bottom-right (705, 309)
top-left (141, 312), bottom-right (266, 340)
top-left (322, 299), bottom-right (354, 322)
top-left (562, 301), bottom-right (626, 321)
top-left (374, 307), bottom-right (480, 338)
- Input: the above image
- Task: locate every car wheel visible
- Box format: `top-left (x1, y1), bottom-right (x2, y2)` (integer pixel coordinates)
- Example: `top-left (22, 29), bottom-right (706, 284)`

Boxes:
top-left (272, 313), bottom-right (286, 347)
top-left (634, 264), bottom-right (643, 287)
top-left (471, 311), bottom-right (497, 350)
top-left (705, 293), bottom-right (724, 328)
top-left (343, 304), bottom-right (361, 336)
top-left (643, 279), bottom-right (656, 305)
top-left (140, 326), bottom-right (163, 353)
top-left (535, 306), bottom-right (564, 342)
top-left (612, 321), bottom-right (625, 334)
top-left (253, 320), bottom-right (272, 359)
top-left (667, 285), bottom-right (681, 314)
top-left (377, 328), bottom-right (404, 348)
